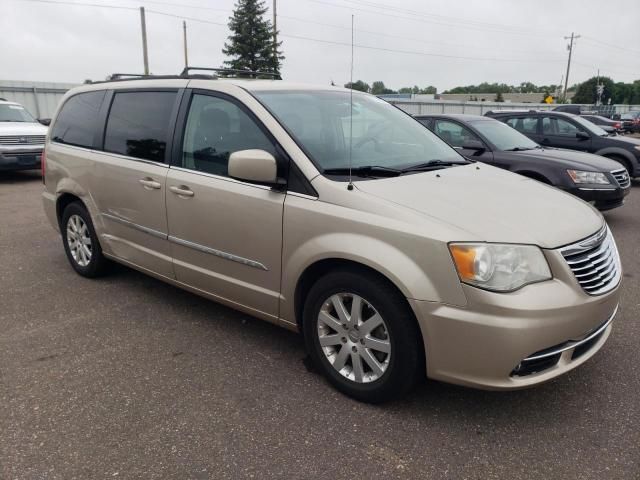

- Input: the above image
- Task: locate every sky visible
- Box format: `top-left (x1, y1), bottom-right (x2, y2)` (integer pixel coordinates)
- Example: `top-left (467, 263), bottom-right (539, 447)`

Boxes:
top-left (2, 0), bottom-right (639, 91)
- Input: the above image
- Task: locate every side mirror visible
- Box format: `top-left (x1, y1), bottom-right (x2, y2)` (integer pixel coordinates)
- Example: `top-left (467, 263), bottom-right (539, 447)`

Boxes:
top-left (576, 131), bottom-right (590, 140)
top-left (38, 118), bottom-right (51, 126)
top-left (228, 149), bottom-right (278, 185)
top-left (461, 140), bottom-right (486, 152)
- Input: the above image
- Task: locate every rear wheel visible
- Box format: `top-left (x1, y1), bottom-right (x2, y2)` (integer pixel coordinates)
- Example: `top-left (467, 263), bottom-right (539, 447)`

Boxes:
top-left (61, 202), bottom-right (109, 277)
top-left (303, 269), bottom-right (423, 403)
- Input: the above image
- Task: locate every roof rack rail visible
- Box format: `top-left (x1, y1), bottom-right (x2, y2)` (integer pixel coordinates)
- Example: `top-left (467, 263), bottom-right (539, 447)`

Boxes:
top-left (180, 67), bottom-right (281, 79)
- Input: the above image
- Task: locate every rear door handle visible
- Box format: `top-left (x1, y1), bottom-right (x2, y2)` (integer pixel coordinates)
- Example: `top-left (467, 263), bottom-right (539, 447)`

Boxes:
top-left (139, 178), bottom-right (162, 190)
top-left (169, 185), bottom-right (195, 197)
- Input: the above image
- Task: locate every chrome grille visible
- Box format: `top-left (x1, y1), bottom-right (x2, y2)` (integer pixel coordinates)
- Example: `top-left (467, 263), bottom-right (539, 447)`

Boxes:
top-left (611, 168), bottom-right (630, 189)
top-left (560, 226), bottom-right (621, 295)
top-left (0, 135), bottom-right (46, 145)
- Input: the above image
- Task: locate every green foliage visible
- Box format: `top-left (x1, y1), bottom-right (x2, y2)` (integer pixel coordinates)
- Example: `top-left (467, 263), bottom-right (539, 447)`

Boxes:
top-left (397, 85), bottom-right (437, 95)
top-left (444, 82), bottom-right (560, 95)
top-left (222, 0), bottom-right (283, 76)
top-left (370, 81), bottom-right (396, 95)
top-left (571, 76), bottom-right (615, 104)
top-left (344, 80), bottom-right (370, 92)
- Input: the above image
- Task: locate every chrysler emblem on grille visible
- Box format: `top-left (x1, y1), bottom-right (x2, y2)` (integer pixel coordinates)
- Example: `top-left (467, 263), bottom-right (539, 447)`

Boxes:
top-left (19, 137), bottom-right (27, 143)
top-left (579, 228), bottom-right (607, 249)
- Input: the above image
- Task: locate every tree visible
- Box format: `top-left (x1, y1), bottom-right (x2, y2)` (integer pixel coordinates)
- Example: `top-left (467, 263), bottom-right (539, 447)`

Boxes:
top-left (398, 87), bottom-right (413, 94)
top-left (419, 86), bottom-right (437, 94)
top-left (344, 80), bottom-right (370, 92)
top-left (370, 81), bottom-right (396, 95)
top-left (222, 0), bottom-right (283, 77)
top-left (571, 76), bottom-right (614, 104)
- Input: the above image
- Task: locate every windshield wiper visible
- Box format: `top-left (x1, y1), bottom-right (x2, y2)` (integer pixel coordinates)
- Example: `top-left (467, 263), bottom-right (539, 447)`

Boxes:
top-left (323, 165), bottom-right (402, 177)
top-left (506, 146), bottom-right (535, 151)
top-left (399, 159), bottom-right (468, 174)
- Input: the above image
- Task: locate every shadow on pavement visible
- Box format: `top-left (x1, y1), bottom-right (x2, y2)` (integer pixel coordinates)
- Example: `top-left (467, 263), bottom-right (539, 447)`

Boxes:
top-left (0, 170), bottom-right (42, 184)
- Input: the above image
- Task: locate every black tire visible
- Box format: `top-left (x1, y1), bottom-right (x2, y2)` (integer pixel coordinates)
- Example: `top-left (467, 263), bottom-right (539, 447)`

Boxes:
top-left (302, 268), bottom-right (424, 403)
top-left (61, 202), bottom-right (109, 278)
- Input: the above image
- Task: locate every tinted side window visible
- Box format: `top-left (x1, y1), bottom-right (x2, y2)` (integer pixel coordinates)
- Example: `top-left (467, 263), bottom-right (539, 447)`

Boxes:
top-left (181, 93), bottom-right (275, 177)
top-left (506, 117), bottom-right (538, 134)
top-left (51, 91), bottom-right (106, 148)
top-left (542, 116), bottom-right (582, 136)
top-left (104, 91), bottom-right (176, 162)
top-left (434, 120), bottom-right (479, 148)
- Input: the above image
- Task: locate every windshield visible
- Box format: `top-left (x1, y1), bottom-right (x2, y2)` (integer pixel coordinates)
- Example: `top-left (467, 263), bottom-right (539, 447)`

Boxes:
top-left (622, 111), bottom-right (640, 119)
top-left (470, 119), bottom-right (538, 150)
top-left (0, 103), bottom-right (36, 123)
top-left (571, 115), bottom-right (608, 136)
top-left (253, 90), bottom-right (466, 173)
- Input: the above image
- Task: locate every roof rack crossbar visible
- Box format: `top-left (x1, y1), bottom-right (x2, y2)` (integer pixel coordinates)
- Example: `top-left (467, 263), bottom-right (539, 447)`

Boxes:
top-left (180, 67), bottom-right (281, 79)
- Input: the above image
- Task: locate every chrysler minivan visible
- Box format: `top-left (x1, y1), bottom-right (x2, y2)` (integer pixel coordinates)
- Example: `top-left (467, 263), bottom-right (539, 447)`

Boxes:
top-left (42, 73), bottom-right (621, 402)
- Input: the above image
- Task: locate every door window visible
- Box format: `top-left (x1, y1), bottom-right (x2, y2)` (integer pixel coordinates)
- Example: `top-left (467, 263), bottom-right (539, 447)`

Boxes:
top-left (51, 91), bottom-right (106, 148)
top-left (542, 116), bottom-right (582, 136)
top-left (505, 117), bottom-right (538, 134)
top-left (434, 120), bottom-right (480, 148)
top-left (180, 94), bottom-right (275, 177)
top-left (103, 91), bottom-right (177, 162)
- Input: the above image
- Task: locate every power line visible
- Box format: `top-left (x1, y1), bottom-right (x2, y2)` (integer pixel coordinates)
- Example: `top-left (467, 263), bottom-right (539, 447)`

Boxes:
top-left (299, 0), bottom-right (554, 37)
top-left (339, 0), bottom-right (563, 35)
top-left (581, 36), bottom-right (640, 56)
top-left (280, 32), bottom-right (567, 65)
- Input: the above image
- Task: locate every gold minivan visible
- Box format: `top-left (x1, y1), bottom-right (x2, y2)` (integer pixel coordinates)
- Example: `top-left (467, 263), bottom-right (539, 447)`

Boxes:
top-left (42, 73), bottom-right (621, 402)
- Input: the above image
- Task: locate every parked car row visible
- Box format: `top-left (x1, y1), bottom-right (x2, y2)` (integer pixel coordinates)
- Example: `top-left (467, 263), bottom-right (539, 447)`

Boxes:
top-left (485, 110), bottom-right (640, 177)
top-left (415, 114), bottom-right (631, 211)
top-left (40, 73), bottom-right (622, 402)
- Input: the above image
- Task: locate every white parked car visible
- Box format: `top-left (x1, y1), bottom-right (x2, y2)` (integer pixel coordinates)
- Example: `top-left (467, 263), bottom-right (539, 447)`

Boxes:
top-left (0, 99), bottom-right (48, 172)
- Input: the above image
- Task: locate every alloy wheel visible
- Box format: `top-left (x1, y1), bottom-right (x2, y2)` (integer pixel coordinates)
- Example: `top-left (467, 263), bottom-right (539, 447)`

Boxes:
top-left (317, 293), bottom-right (391, 383)
top-left (66, 214), bottom-right (92, 267)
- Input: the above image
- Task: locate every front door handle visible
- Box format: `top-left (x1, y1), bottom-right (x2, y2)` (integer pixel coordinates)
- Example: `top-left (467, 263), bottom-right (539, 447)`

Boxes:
top-left (139, 178), bottom-right (162, 190)
top-left (169, 185), bottom-right (195, 197)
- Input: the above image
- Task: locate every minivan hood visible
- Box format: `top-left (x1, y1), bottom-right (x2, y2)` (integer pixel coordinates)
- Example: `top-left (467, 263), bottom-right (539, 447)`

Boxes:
top-left (0, 122), bottom-right (48, 135)
top-left (354, 163), bottom-right (603, 249)
top-left (517, 148), bottom-right (622, 171)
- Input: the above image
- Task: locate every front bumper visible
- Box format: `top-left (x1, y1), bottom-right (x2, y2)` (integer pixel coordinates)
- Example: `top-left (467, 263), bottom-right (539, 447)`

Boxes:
top-left (570, 184), bottom-right (630, 211)
top-left (0, 146), bottom-right (43, 171)
top-left (409, 248), bottom-right (620, 390)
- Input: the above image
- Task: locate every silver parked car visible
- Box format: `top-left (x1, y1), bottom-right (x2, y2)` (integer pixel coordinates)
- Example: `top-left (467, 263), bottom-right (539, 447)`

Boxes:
top-left (42, 73), bottom-right (621, 402)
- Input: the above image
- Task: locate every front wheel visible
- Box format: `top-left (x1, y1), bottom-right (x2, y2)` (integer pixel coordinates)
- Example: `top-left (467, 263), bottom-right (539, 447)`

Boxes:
top-left (303, 269), bottom-right (423, 403)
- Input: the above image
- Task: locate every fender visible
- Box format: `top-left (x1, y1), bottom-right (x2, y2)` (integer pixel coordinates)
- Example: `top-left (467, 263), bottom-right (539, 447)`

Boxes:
top-left (280, 232), bottom-right (467, 324)
top-left (594, 147), bottom-right (637, 174)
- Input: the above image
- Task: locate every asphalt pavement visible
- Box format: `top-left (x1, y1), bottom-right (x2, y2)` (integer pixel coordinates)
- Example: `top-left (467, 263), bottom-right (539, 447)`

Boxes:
top-left (1, 171), bottom-right (639, 479)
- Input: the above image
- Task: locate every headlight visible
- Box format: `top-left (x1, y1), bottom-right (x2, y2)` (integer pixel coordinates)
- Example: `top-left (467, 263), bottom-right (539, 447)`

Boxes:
top-left (449, 243), bottom-right (552, 292)
top-left (567, 170), bottom-right (610, 184)
top-left (634, 146), bottom-right (640, 152)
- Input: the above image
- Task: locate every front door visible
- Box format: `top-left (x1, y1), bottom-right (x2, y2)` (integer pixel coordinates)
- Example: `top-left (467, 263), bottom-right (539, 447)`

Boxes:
top-left (433, 119), bottom-right (495, 164)
top-left (540, 116), bottom-right (592, 151)
top-left (166, 91), bottom-right (286, 319)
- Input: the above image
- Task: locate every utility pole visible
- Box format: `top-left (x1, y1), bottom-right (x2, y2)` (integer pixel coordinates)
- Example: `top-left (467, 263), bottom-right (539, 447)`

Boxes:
top-left (563, 32), bottom-right (580, 102)
top-left (272, 0), bottom-right (277, 58)
top-left (183, 21), bottom-right (189, 70)
top-left (140, 7), bottom-right (149, 75)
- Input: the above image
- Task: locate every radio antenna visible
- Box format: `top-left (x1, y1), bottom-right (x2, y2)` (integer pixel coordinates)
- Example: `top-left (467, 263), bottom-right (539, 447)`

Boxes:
top-left (347, 14), bottom-right (355, 191)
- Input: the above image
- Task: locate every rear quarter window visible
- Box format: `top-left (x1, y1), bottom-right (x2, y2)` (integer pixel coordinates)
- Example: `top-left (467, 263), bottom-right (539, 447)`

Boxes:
top-left (51, 91), bottom-right (106, 148)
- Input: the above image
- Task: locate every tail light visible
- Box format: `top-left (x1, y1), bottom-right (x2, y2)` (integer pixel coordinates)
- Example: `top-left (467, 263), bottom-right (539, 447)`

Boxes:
top-left (614, 122), bottom-right (621, 129)
top-left (41, 147), bottom-right (46, 184)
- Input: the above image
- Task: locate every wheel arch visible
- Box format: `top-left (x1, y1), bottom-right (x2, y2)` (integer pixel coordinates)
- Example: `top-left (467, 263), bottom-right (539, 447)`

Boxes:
top-left (293, 258), bottom-right (412, 332)
top-left (56, 192), bottom-right (84, 227)
top-left (596, 149), bottom-right (636, 174)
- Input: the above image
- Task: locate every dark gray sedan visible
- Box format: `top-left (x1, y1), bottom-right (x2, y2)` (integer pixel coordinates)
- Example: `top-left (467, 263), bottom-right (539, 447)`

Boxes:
top-left (415, 114), bottom-right (630, 211)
